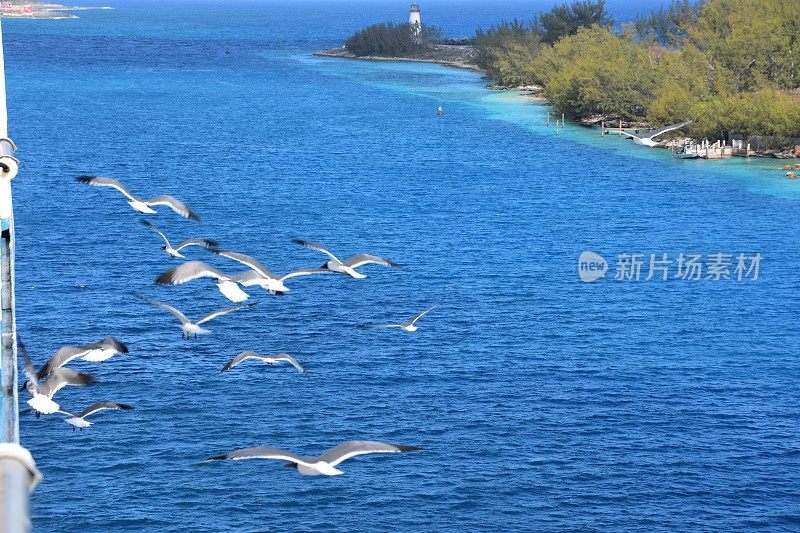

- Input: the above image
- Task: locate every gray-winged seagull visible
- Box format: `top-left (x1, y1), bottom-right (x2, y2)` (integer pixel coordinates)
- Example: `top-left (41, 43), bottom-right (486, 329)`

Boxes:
top-left (140, 297), bottom-right (256, 338)
top-left (59, 402), bottom-right (133, 430)
top-left (292, 239), bottom-right (399, 279)
top-left (155, 260), bottom-right (250, 302)
top-left (141, 220), bottom-right (218, 259)
top-left (221, 351), bottom-right (308, 376)
top-left (213, 249), bottom-right (331, 294)
top-left (76, 176), bottom-right (200, 221)
top-left (617, 120), bottom-right (692, 147)
top-left (19, 340), bottom-right (96, 416)
top-left (37, 336), bottom-right (128, 380)
top-left (206, 440), bottom-right (419, 476)
top-left (374, 305), bottom-right (438, 332)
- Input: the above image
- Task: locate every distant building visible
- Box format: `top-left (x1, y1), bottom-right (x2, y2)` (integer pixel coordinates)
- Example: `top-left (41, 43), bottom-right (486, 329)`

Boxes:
top-left (409, 3), bottom-right (421, 36)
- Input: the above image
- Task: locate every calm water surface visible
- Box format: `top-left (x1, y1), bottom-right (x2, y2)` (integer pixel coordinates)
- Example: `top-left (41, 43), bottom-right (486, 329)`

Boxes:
top-left (4, 1), bottom-right (800, 531)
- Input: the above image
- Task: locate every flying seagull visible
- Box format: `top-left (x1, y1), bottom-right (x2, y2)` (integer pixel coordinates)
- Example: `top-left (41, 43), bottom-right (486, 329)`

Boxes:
top-left (155, 260), bottom-right (250, 302)
top-left (141, 220), bottom-right (218, 259)
top-left (618, 120), bottom-right (693, 147)
top-left (140, 297), bottom-right (256, 338)
top-left (37, 336), bottom-right (128, 380)
top-left (59, 402), bottom-right (133, 430)
top-left (213, 250), bottom-right (332, 294)
top-left (19, 340), bottom-right (96, 416)
top-left (221, 351), bottom-right (308, 376)
top-left (292, 239), bottom-right (400, 279)
top-left (373, 305), bottom-right (438, 333)
top-left (76, 175), bottom-right (200, 221)
top-left (205, 440), bottom-right (419, 476)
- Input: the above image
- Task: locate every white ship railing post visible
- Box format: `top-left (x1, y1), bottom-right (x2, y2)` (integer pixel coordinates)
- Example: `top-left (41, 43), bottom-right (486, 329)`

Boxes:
top-left (0, 17), bottom-right (42, 533)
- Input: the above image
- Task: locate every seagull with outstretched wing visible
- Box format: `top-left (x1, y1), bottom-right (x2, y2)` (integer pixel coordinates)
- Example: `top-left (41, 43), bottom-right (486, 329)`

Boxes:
top-left (371, 305), bottom-right (438, 333)
top-left (59, 402), bottom-right (133, 430)
top-left (292, 239), bottom-right (400, 279)
top-left (37, 336), bottom-right (128, 380)
top-left (221, 351), bottom-right (308, 376)
top-left (138, 296), bottom-right (257, 338)
top-left (205, 440), bottom-right (419, 476)
top-left (140, 220), bottom-right (218, 259)
top-left (618, 120), bottom-right (693, 147)
top-left (19, 339), bottom-right (96, 416)
top-left (155, 260), bottom-right (250, 302)
top-left (76, 176), bottom-right (201, 221)
top-left (213, 249), bottom-right (332, 294)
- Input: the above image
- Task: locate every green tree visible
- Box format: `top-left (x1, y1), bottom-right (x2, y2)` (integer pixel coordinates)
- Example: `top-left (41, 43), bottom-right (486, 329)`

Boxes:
top-left (474, 20), bottom-right (541, 85)
top-left (687, 0), bottom-right (800, 91)
top-left (632, 0), bottom-right (700, 46)
top-left (533, 26), bottom-right (656, 120)
top-left (535, 0), bottom-right (612, 45)
top-left (344, 23), bottom-right (442, 58)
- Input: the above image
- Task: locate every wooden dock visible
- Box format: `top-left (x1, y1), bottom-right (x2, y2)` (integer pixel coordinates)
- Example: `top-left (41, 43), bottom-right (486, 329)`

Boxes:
top-left (684, 139), bottom-right (738, 159)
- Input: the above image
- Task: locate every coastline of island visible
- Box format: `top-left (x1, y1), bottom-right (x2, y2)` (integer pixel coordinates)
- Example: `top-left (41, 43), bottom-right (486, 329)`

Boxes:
top-left (0, 3), bottom-right (112, 20)
top-left (322, 1), bottom-right (799, 163)
top-left (314, 46), bottom-right (546, 97)
top-left (313, 43), bottom-right (800, 162)
top-left (313, 46), bottom-right (480, 74)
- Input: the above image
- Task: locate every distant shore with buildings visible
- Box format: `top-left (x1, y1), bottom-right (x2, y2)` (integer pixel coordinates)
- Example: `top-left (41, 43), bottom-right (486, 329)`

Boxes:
top-left (0, 2), bottom-right (111, 19)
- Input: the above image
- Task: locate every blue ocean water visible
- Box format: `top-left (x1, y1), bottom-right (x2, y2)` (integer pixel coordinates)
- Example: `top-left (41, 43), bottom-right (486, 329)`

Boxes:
top-left (5, 1), bottom-right (800, 531)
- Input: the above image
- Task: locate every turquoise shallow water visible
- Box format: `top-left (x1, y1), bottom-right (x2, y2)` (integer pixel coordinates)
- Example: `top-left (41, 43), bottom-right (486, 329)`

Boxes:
top-left (4, 1), bottom-right (800, 531)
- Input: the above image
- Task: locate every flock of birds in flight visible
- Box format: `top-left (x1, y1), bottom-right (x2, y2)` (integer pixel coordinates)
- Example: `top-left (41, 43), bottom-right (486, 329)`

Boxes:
top-left (19, 175), bottom-right (433, 476)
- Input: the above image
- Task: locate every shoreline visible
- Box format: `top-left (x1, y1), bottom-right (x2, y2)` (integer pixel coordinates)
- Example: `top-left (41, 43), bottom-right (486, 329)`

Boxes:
top-left (313, 47), bottom-right (481, 73)
top-left (0, 4), bottom-right (113, 20)
top-left (314, 47), bottom-right (797, 161)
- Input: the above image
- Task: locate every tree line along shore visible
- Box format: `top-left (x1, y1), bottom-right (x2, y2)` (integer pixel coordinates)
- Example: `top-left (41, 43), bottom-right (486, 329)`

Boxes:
top-left (316, 0), bottom-right (800, 158)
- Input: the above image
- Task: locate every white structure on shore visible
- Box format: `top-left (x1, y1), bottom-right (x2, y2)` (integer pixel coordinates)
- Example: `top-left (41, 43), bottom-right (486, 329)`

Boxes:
top-left (409, 3), bottom-right (421, 35)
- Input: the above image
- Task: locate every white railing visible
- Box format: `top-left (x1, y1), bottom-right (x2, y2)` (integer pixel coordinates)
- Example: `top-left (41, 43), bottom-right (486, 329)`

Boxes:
top-left (0, 17), bottom-right (42, 533)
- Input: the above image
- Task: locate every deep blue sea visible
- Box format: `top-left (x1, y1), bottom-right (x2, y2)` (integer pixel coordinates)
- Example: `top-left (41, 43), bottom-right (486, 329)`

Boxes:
top-left (5, 1), bottom-right (800, 531)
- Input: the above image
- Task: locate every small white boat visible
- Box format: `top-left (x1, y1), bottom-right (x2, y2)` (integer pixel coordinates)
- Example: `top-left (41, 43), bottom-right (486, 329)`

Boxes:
top-left (673, 144), bottom-right (699, 159)
top-left (436, 106), bottom-right (444, 116)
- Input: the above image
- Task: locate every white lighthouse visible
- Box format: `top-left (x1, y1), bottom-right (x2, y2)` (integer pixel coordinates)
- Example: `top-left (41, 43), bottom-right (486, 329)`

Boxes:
top-left (409, 3), bottom-right (421, 35)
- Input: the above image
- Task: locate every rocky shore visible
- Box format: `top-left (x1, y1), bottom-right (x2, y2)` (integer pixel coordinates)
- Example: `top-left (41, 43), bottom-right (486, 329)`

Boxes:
top-left (314, 45), bottom-right (480, 72)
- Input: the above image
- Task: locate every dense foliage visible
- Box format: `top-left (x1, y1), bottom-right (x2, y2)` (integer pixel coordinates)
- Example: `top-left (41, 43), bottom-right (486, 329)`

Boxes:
top-left (477, 0), bottom-right (800, 141)
top-left (473, 1), bottom-right (610, 86)
top-left (473, 21), bottom-right (542, 86)
top-left (534, 0), bottom-right (612, 44)
top-left (344, 22), bottom-right (442, 57)
top-left (633, 0), bottom-right (700, 46)
top-left (532, 26), bottom-right (656, 120)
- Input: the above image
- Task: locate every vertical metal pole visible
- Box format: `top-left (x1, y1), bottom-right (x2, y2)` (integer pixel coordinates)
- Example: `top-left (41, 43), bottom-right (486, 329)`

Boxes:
top-left (0, 18), bottom-right (41, 533)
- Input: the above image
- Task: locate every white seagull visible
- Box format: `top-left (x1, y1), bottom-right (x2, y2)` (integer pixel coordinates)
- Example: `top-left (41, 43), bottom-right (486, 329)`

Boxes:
top-left (155, 260), bottom-right (250, 302)
top-left (618, 120), bottom-right (692, 147)
top-left (213, 250), bottom-right (331, 294)
top-left (141, 297), bottom-right (256, 338)
top-left (76, 175), bottom-right (201, 221)
top-left (141, 220), bottom-right (218, 259)
top-left (19, 341), bottom-right (96, 416)
top-left (37, 336), bottom-right (128, 380)
top-left (373, 305), bottom-right (438, 332)
top-left (59, 402), bottom-right (133, 430)
top-left (292, 239), bottom-right (400, 279)
top-left (206, 440), bottom-right (420, 476)
top-left (221, 351), bottom-right (308, 376)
